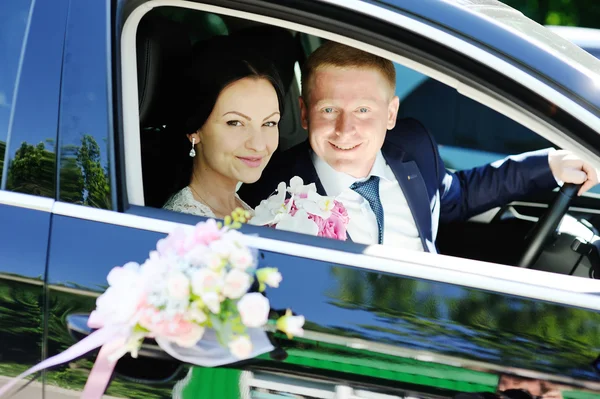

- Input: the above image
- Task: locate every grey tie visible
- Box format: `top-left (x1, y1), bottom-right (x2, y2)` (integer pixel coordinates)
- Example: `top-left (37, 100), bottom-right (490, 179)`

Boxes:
top-left (350, 176), bottom-right (384, 244)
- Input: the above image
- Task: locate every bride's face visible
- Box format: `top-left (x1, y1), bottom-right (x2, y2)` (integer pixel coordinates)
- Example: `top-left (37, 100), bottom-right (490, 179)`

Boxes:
top-left (191, 77), bottom-right (280, 185)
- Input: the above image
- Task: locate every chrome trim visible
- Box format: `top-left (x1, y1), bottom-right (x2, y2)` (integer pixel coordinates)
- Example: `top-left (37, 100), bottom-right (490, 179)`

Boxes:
top-left (0, 190), bottom-right (54, 212)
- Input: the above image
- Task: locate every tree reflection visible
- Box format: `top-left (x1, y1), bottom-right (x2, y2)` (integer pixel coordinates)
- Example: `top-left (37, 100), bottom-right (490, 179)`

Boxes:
top-left (2, 135), bottom-right (111, 208)
top-left (326, 267), bottom-right (600, 378)
top-left (6, 140), bottom-right (55, 197)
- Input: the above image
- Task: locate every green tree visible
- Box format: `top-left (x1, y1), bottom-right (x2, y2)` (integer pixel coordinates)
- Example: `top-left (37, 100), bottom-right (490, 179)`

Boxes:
top-left (0, 140), bottom-right (5, 177)
top-left (5, 140), bottom-right (55, 197)
top-left (503, 0), bottom-right (600, 28)
top-left (74, 134), bottom-right (111, 209)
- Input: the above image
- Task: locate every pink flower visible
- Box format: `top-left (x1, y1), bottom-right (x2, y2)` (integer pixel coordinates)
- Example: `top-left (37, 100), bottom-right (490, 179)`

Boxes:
top-left (193, 219), bottom-right (223, 246)
top-left (228, 335), bottom-right (253, 359)
top-left (237, 293), bottom-right (270, 328)
top-left (313, 200), bottom-right (348, 240)
top-left (222, 269), bottom-right (252, 299)
top-left (139, 310), bottom-right (205, 347)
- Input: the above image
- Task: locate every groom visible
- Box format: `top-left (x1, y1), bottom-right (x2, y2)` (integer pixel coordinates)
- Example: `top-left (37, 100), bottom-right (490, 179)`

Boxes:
top-left (239, 41), bottom-right (598, 252)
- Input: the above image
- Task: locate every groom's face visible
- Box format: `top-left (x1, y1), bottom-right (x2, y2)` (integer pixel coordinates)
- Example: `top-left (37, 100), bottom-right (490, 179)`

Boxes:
top-left (300, 66), bottom-right (399, 178)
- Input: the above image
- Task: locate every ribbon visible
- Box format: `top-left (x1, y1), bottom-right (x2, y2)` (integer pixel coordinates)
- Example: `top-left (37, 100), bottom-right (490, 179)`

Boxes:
top-left (0, 326), bottom-right (275, 398)
top-left (80, 336), bottom-right (127, 399)
top-left (0, 325), bottom-right (124, 398)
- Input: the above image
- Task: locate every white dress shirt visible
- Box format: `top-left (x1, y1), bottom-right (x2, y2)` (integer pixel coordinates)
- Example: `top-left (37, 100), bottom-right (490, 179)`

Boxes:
top-left (312, 151), bottom-right (424, 251)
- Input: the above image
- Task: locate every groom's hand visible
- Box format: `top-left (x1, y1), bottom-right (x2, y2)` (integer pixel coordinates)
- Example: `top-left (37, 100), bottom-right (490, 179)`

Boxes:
top-left (549, 150), bottom-right (599, 195)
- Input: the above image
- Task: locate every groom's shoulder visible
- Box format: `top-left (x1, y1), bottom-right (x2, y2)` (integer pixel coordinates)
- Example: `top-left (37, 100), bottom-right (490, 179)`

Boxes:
top-left (385, 117), bottom-right (438, 156)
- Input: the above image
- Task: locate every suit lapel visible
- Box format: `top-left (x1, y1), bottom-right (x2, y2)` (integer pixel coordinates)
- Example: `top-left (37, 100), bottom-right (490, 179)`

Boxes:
top-left (382, 142), bottom-right (432, 252)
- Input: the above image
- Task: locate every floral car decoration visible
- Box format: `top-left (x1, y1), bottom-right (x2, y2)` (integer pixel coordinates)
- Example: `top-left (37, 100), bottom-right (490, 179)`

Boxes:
top-left (0, 211), bottom-right (304, 399)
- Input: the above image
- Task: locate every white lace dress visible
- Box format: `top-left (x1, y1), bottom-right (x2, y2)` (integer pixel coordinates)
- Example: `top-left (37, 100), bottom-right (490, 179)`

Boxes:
top-left (163, 187), bottom-right (253, 217)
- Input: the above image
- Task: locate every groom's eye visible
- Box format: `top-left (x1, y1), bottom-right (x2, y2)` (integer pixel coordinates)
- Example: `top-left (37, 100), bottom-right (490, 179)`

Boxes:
top-left (358, 107), bottom-right (369, 113)
top-left (322, 107), bottom-right (334, 114)
top-left (227, 120), bottom-right (243, 127)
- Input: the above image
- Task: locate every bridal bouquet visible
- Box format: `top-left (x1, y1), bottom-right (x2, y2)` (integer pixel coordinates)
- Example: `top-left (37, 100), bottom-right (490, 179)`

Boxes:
top-left (249, 176), bottom-right (349, 240)
top-left (0, 213), bottom-right (304, 399)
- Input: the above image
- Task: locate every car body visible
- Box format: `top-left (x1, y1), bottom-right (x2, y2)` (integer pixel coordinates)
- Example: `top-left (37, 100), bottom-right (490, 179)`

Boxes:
top-left (3, 0), bottom-right (600, 398)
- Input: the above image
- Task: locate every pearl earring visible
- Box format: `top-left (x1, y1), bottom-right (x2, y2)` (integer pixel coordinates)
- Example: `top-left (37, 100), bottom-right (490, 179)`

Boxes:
top-left (189, 138), bottom-right (196, 158)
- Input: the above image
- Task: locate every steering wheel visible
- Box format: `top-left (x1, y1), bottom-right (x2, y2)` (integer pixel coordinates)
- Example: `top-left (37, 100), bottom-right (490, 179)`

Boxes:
top-left (517, 183), bottom-right (582, 268)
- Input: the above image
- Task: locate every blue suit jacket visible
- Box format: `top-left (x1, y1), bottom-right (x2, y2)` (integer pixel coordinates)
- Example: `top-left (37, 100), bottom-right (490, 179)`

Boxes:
top-left (239, 118), bottom-right (558, 252)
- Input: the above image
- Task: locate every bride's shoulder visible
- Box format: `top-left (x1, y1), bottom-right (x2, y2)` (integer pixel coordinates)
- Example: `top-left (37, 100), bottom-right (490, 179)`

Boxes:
top-left (163, 187), bottom-right (214, 217)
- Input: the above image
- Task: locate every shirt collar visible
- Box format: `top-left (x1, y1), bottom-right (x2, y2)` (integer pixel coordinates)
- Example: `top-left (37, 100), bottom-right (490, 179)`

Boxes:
top-left (311, 150), bottom-right (391, 197)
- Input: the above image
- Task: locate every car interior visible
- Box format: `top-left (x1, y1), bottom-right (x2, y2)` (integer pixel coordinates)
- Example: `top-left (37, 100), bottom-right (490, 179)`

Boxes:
top-left (133, 6), bottom-right (600, 280)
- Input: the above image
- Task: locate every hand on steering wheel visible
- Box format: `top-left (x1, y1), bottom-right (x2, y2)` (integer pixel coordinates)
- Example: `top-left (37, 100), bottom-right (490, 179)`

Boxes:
top-left (517, 183), bottom-right (582, 268)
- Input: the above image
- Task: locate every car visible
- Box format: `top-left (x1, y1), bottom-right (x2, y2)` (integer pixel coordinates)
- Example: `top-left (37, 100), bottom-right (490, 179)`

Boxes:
top-left (3, 0), bottom-right (600, 398)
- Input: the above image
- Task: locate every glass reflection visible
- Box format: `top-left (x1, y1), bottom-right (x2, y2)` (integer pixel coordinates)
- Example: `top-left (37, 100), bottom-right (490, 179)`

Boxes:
top-left (44, 287), bottom-right (180, 398)
top-left (0, 280), bottom-right (43, 396)
top-left (0, 0), bottom-right (34, 183)
top-left (57, 0), bottom-right (112, 209)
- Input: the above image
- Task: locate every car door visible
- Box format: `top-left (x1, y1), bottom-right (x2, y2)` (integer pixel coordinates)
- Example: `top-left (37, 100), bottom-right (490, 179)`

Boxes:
top-left (0, 0), bottom-right (67, 397)
top-left (39, 0), bottom-right (600, 398)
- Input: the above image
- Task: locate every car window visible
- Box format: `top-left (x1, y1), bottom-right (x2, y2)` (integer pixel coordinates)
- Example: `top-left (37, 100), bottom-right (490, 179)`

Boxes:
top-left (0, 1), bottom-right (34, 187)
top-left (394, 63), bottom-right (600, 194)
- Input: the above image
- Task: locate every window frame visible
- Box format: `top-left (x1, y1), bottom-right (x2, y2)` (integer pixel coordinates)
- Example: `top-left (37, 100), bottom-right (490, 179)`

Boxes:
top-left (109, 0), bottom-right (600, 302)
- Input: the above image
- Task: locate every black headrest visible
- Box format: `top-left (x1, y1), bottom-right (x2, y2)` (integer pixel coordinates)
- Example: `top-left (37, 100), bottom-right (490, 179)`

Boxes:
top-left (136, 14), bottom-right (191, 128)
top-left (190, 25), bottom-right (304, 95)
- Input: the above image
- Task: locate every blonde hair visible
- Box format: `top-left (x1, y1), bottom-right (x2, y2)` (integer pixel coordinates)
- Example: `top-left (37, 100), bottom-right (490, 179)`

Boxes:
top-left (301, 41), bottom-right (396, 102)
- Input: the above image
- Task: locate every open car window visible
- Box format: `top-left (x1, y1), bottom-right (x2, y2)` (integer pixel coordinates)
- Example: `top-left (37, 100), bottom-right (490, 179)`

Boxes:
top-left (119, 2), bottom-right (600, 278)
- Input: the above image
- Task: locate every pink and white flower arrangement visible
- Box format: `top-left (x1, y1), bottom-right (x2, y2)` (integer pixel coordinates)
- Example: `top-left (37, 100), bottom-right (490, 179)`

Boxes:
top-left (89, 218), bottom-right (303, 359)
top-left (249, 176), bottom-right (350, 240)
top-left (0, 216), bottom-right (304, 399)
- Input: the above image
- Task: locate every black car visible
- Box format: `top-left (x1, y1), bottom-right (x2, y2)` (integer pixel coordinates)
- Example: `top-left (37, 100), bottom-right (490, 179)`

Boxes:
top-left (3, 0), bottom-right (600, 398)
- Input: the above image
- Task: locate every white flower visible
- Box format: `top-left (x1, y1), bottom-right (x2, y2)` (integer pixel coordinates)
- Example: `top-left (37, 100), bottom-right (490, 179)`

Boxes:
top-left (222, 269), bottom-right (252, 299)
top-left (205, 251), bottom-right (224, 271)
top-left (201, 292), bottom-right (221, 314)
top-left (276, 309), bottom-right (305, 339)
top-left (228, 335), bottom-right (253, 359)
top-left (229, 247), bottom-right (255, 270)
top-left (191, 269), bottom-right (223, 296)
top-left (88, 263), bottom-right (146, 329)
top-left (256, 268), bottom-right (282, 290)
top-left (237, 293), bottom-right (270, 328)
top-left (209, 239), bottom-right (238, 258)
top-left (288, 176), bottom-right (317, 196)
top-left (184, 246), bottom-right (210, 267)
top-left (167, 271), bottom-right (190, 301)
top-left (275, 210), bottom-right (319, 236)
top-left (248, 182), bottom-right (289, 226)
top-left (188, 308), bottom-right (207, 323)
top-left (300, 191), bottom-right (335, 219)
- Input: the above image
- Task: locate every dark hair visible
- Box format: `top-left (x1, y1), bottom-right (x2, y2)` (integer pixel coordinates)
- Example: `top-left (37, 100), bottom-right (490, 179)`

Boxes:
top-left (169, 35), bottom-right (286, 197)
top-left (183, 37), bottom-right (286, 133)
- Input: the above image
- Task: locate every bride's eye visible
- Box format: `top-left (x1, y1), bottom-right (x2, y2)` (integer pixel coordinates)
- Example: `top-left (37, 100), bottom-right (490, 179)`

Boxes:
top-left (263, 121), bottom-right (278, 127)
top-left (227, 120), bottom-right (243, 127)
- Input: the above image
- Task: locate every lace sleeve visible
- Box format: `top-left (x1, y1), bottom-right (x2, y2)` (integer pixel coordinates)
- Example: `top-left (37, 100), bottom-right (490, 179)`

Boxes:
top-left (163, 188), bottom-right (215, 218)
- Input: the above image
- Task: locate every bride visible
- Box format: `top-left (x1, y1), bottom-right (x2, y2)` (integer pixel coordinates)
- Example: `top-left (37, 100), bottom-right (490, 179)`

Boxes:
top-left (164, 49), bottom-right (285, 218)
